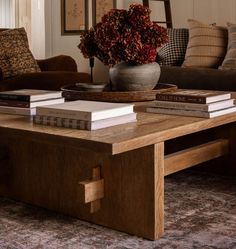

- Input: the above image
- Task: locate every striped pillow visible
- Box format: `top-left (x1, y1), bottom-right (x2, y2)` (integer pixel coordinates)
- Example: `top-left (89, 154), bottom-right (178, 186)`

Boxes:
top-left (182, 19), bottom-right (228, 68)
top-left (219, 23), bottom-right (236, 69)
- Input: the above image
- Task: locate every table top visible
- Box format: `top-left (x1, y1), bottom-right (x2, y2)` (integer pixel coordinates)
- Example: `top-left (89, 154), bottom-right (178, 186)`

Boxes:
top-left (0, 99), bottom-right (236, 155)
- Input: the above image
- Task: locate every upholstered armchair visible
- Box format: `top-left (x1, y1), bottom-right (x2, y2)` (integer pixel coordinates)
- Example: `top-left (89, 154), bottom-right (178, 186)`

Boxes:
top-left (0, 28), bottom-right (90, 91)
top-left (0, 55), bottom-right (91, 91)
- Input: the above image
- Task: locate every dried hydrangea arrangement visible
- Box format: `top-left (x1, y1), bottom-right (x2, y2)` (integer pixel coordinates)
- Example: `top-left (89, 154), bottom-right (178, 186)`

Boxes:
top-left (78, 4), bottom-right (168, 67)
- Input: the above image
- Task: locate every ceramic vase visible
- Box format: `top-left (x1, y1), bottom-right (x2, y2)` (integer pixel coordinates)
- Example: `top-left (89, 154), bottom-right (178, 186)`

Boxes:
top-left (109, 61), bottom-right (161, 91)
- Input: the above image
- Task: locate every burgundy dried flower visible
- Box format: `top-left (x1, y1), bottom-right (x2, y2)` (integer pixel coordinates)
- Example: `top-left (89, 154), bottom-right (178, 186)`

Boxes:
top-left (127, 4), bottom-right (152, 30)
top-left (78, 4), bottom-right (168, 66)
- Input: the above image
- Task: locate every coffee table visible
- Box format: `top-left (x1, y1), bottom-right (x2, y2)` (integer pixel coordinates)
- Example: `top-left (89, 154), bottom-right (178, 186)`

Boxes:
top-left (0, 100), bottom-right (236, 240)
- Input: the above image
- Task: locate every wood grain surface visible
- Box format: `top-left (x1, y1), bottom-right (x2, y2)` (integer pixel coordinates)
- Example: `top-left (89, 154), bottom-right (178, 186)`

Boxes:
top-left (1, 101), bottom-right (236, 155)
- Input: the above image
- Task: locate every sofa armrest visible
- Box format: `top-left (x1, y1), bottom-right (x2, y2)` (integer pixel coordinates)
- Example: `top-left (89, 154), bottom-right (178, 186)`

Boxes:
top-left (0, 71), bottom-right (91, 91)
top-left (37, 55), bottom-right (78, 72)
top-left (0, 68), bottom-right (3, 81)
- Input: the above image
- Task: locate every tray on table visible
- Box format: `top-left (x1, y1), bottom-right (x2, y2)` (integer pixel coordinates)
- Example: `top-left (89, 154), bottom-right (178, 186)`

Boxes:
top-left (61, 83), bottom-right (177, 102)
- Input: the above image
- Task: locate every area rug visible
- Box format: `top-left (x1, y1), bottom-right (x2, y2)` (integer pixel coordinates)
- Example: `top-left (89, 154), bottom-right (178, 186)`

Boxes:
top-left (0, 170), bottom-right (236, 249)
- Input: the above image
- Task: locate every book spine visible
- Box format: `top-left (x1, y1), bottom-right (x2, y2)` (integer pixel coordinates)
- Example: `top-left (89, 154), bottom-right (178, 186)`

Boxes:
top-left (156, 94), bottom-right (207, 104)
top-left (0, 94), bottom-right (30, 101)
top-left (33, 116), bottom-right (91, 130)
top-left (0, 100), bottom-right (30, 108)
top-left (36, 108), bottom-right (91, 121)
top-left (153, 101), bottom-right (208, 111)
top-left (0, 106), bottom-right (36, 115)
top-left (146, 107), bottom-right (209, 118)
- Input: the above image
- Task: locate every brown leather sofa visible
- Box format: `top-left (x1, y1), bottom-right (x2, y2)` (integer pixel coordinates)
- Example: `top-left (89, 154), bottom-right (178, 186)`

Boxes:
top-left (159, 66), bottom-right (236, 91)
top-left (0, 55), bottom-right (91, 91)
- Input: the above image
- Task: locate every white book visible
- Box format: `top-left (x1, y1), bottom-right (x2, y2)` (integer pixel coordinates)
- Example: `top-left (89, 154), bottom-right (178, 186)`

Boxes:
top-left (33, 113), bottom-right (137, 130)
top-left (146, 106), bottom-right (236, 118)
top-left (36, 100), bottom-right (134, 121)
top-left (0, 89), bottom-right (62, 101)
top-left (152, 99), bottom-right (235, 112)
top-left (26, 98), bottom-right (65, 108)
top-left (0, 105), bottom-right (36, 116)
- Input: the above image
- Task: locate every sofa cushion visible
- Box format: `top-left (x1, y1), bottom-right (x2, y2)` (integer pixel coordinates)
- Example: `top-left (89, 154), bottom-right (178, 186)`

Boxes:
top-left (0, 28), bottom-right (40, 79)
top-left (157, 28), bottom-right (189, 66)
top-left (182, 19), bottom-right (228, 68)
top-left (219, 23), bottom-right (236, 69)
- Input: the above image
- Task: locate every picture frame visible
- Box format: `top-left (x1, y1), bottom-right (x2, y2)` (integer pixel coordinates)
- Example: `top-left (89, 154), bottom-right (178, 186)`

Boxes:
top-left (92, 0), bottom-right (117, 26)
top-left (61, 0), bottom-right (88, 35)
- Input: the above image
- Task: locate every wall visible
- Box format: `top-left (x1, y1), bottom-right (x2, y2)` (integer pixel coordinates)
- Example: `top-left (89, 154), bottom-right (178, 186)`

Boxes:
top-left (44, 0), bottom-right (110, 82)
top-left (0, 0), bottom-right (15, 28)
top-left (31, 0), bottom-right (236, 82)
top-left (171, 0), bottom-right (236, 27)
top-left (17, 0), bottom-right (31, 46)
top-left (31, 0), bottom-right (45, 59)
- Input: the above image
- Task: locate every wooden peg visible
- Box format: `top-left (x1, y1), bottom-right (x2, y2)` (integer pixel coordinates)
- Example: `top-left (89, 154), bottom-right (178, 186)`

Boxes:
top-left (78, 166), bottom-right (104, 213)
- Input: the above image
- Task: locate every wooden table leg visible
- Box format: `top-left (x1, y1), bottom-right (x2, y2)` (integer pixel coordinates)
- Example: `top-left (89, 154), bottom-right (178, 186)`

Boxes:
top-left (103, 142), bottom-right (165, 240)
top-left (154, 143), bottom-right (165, 239)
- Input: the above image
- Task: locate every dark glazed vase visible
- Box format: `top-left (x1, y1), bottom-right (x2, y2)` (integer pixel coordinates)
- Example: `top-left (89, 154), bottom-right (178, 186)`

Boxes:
top-left (109, 62), bottom-right (161, 91)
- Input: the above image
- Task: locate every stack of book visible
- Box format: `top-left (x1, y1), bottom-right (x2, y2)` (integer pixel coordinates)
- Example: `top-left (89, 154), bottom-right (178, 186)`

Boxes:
top-left (34, 100), bottom-right (136, 130)
top-left (146, 89), bottom-right (236, 118)
top-left (0, 89), bottom-right (64, 116)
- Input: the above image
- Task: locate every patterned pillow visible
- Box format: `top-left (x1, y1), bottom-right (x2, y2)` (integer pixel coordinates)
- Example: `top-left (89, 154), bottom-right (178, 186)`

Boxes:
top-left (157, 28), bottom-right (189, 66)
top-left (182, 19), bottom-right (228, 68)
top-left (219, 23), bottom-right (236, 69)
top-left (0, 53), bottom-right (12, 78)
top-left (0, 28), bottom-right (40, 79)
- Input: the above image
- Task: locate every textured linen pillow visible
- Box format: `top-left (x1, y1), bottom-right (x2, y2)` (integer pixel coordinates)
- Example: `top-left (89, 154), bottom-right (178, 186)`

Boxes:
top-left (182, 19), bottom-right (228, 68)
top-left (219, 23), bottom-right (236, 69)
top-left (0, 28), bottom-right (40, 78)
top-left (157, 28), bottom-right (189, 66)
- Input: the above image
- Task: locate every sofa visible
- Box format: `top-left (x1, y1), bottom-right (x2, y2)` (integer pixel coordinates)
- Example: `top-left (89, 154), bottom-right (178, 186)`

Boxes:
top-left (157, 20), bottom-right (236, 92)
top-left (0, 28), bottom-right (90, 91)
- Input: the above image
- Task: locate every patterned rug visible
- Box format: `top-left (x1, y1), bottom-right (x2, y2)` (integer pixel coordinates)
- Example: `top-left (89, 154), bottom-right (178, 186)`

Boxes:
top-left (0, 170), bottom-right (236, 249)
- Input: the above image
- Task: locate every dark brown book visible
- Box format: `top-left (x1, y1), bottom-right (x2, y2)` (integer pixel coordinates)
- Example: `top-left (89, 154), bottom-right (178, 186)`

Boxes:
top-left (156, 89), bottom-right (231, 104)
top-left (0, 98), bottom-right (64, 108)
top-left (0, 89), bottom-right (62, 102)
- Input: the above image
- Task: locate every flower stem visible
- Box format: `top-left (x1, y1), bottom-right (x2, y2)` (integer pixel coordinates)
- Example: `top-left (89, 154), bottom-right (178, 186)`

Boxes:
top-left (89, 57), bottom-right (94, 83)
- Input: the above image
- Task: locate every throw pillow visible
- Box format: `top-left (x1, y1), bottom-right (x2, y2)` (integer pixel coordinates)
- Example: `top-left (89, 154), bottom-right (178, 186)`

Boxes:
top-left (157, 28), bottom-right (189, 66)
top-left (182, 19), bottom-right (228, 68)
top-left (0, 28), bottom-right (40, 79)
top-left (0, 53), bottom-right (12, 78)
top-left (219, 23), bottom-right (236, 69)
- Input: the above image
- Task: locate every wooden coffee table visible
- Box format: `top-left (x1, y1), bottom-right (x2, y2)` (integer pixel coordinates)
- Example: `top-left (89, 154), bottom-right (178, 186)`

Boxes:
top-left (0, 100), bottom-right (236, 240)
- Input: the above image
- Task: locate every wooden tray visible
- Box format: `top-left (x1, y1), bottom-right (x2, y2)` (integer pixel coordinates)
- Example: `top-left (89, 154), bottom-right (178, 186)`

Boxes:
top-left (61, 83), bottom-right (177, 102)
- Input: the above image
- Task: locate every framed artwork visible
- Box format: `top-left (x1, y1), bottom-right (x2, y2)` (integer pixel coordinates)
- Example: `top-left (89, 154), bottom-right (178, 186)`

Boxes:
top-left (61, 0), bottom-right (88, 35)
top-left (92, 0), bottom-right (116, 26)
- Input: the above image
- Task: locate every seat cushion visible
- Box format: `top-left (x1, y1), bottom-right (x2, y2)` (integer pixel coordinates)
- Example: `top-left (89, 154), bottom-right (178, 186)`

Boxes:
top-left (0, 28), bottom-right (40, 79)
top-left (182, 19), bottom-right (228, 68)
top-left (157, 28), bottom-right (189, 66)
top-left (219, 23), bottom-right (236, 69)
